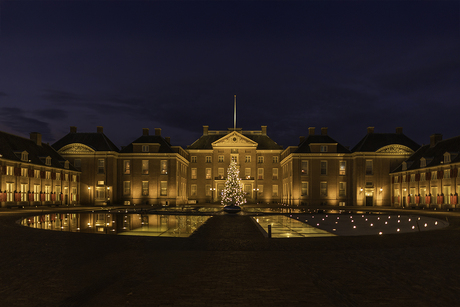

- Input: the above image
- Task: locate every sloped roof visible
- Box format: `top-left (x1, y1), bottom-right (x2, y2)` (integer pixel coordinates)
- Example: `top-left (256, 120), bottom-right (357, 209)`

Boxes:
top-left (296, 134), bottom-right (350, 153)
top-left (187, 132), bottom-right (283, 150)
top-left (120, 135), bottom-right (175, 153)
top-left (0, 131), bottom-right (76, 170)
top-left (352, 133), bottom-right (420, 153)
top-left (53, 132), bottom-right (119, 152)
top-left (392, 135), bottom-right (460, 173)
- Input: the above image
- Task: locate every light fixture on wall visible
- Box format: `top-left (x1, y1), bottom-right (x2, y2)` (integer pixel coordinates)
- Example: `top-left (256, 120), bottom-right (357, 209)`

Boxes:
top-left (360, 188), bottom-right (363, 193)
top-left (379, 188), bottom-right (383, 193)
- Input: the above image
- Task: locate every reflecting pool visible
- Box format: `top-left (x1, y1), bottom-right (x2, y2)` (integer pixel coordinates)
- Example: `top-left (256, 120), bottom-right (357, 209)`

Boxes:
top-left (20, 213), bottom-right (210, 237)
top-left (254, 215), bottom-right (336, 238)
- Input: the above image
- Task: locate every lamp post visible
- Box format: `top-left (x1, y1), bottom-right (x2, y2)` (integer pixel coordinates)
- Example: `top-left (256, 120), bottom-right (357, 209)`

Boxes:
top-left (253, 188), bottom-right (259, 204)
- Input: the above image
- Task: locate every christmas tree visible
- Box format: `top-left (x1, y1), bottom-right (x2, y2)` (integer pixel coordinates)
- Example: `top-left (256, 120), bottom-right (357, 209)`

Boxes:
top-left (221, 160), bottom-right (247, 207)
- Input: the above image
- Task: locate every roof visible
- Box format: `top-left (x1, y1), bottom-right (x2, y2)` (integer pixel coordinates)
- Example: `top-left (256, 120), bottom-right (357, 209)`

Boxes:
top-left (120, 135), bottom-right (175, 153)
top-left (187, 131), bottom-right (283, 150)
top-left (392, 135), bottom-right (460, 173)
top-left (352, 133), bottom-right (420, 153)
top-left (295, 134), bottom-right (351, 153)
top-left (0, 131), bottom-right (76, 170)
top-left (53, 132), bottom-right (119, 152)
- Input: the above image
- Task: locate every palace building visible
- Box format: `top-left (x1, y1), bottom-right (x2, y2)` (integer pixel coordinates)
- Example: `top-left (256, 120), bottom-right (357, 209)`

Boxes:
top-left (1, 124), bottom-right (458, 209)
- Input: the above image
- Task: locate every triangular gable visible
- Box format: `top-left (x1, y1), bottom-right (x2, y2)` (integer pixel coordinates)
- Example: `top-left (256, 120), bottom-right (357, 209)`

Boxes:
top-left (211, 131), bottom-right (258, 148)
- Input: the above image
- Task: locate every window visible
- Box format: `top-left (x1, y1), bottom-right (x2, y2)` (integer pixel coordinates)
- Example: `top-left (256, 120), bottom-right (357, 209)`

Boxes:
top-left (245, 156), bottom-right (251, 163)
top-left (257, 185), bottom-right (264, 193)
top-left (56, 186), bottom-right (61, 201)
top-left (34, 184), bottom-right (40, 201)
top-left (420, 187), bottom-right (426, 204)
top-left (205, 184), bottom-right (211, 197)
top-left (160, 160), bottom-right (168, 174)
top-left (142, 145), bottom-right (149, 152)
top-left (46, 172), bottom-right (51, 180)
top-left (444, 153), bottom-right (451, 164)
top-left (191, 156), bottom-right (197, 163)
top-left (45, 157), bottom-right (51, 166)
top-left (56, 172), bottom-right (61, 181)
top-left (20, 184), bottom-right (28, 201)
top-left (420, 158), bottom-right (426, 168)
top-left (339, 182), bottom-right (346, 197)
top-left (272, 168), bottom-right (278, 180)
top-left (160, 181), bottom-right (167, 196)
top-left (205, 168), bottom-right (211, 180)
top-left (273, 156), bottom-right (278, 163)
top-left (74, 159), bottom-right (81, 170)
top-left (123, 181), bottom-right (131, 195)
top-left (410, 174), bottom-right (415, 182)
top-left (191, 168), bottom-right (197, 180)
top-left (218, 168), bottom-right (224, 179)
top-left (97, 180), bottom-right (104, 185)
top-left (431, 187), bottom-right (438, 204)
top-left (420, 173), bottom-right (426, 181)
top-left (124, 160), bottom-right (131, 174)
top-left (65, 174), bottom-right (69, 181)
top-left (21, 168), bottom-right (28, 177)
top-left (34, 170), bottom-right (40, 178)
top-left (6, 183), bottom-right (13, 202)
top-left (301, 161), bottom-right (308, 175)
top-left (258, 168), bottom-right (264, 180)
top-left (365, 160), bottom-right (373, 175)
top-left (444, 170), bottom-right (450, 179)
top-left (258, 156), bottom-right (264, 163)
top-left (339, 161), bottom-right (346, 175)
top-left (320, 182), bottom-right (328, 196)
top-left (432, 171), bottom-right (437, 180)
top-left (72, 187), bottom-right (77, 201)
top-left (218, 155), bottom-right (224, 163)
top-left (98, 159), bottom-right (105, 174)
top-left (21, 152), bottom-right (28, 161)
top-left (71, 174), bottom-right (76, 182)
top-left (206, 156), bottom-right (212, 163)
top-left (245, 168), bottom-right (251, 179)
top-left (142, 160), bottom-right (149, 175)
top-left (320, 146), bottom-right (328, 152)
top-left (45, 185), bottom-right (51, 201)
top-left (231, 154), bottom-right (238, 163)
top-left (320, 161), bottom-right (327, 175)
top-left (142, 181), bottom-right (149, 196)
top-left (96, 187), bottom-right (105, 200)
top-left (6, 166), bottom-right (13, 176)
top-left (272, 185), bottom-right (278, 197)
top-left (301, 182), bottom-right (308, 196)
top-left (191, 184), bottom-right (197, 196)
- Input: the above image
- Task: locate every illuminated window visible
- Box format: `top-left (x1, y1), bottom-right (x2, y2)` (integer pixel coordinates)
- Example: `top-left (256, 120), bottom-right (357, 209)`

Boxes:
top-left (410, 174), bottom-right (415, 182)
top-left (6, 166), bottom-right (13, 176)
top-left (191, 184), bottom-right (197, 196)
top-left (432, 171), bottom-right (437, 180)
top-left (218, 155), bottom-right (224, 163)
top-left (6, 183), bottom-right (13, 202)
top-left (339, 182), bottom-right (346, 197)
top-left (191, 168), bottom-right (197, 180)
top-left (160, 160), bottom-right (168, 174)
top-left (98, 159), bottom-right (105, 174)
top-left (123, 181), bottom-right (131, 195)
top-left (160, 181), bottom-right (167, 196)
top-left (231, 154), bottom-right (238, 163)
top-left (272, 185), bottom-right (278, 197)
top-left (273, 156), bottom-right (278, 163)
top-left (191, 156), bottom-right (197, 163)
top-left (21, 168), bottom-right (27, 177)
top-left (258, 168), bottom-right (264, 180)
top-left (142, 160), bottom-right (149, 175)
top-left (301, 182), bottom-right (308, 196)
top-left (205, 168), bottom-right (211, 180)
top-left (34, 184), bottom-right (40, 201)
top-left (71, 174), bottom-right (76, 182)
top-left (339, 161), bottom-right (346, 175)
top-left (444, 170), bottom-right (450, 179)
top-left (124, 160), bottom-right (131, 174)
top-left (72, 187), bottom-right (77, 201)
top-left (205, 184), bottom-right (211, 197)
top-left (142, 181), bottom-right (149, 196)
top-left (431, 187), bottom-right (437, 204)
top-left (320, 182), bottom-right (327, 196)
top-left (301, 161), bottom-right (308, 175)
top-left (218, 168), bottom-right (224, 179)
top-left (45, 185), bottom-right (51, 201)
top-left (258, 156), bottom-right (264, 163)
top-left (65, 174), bottom-right (69, 181)
top-left (245, 168), bottom-right (251, 179)
top-left (34, 170), bottom-right (40, 178)
top-left (206, 156), bottom-right (212, 163)
top-left (56, 173), bottom-right (61, 181)
top-left (55, 186), bottom-right (61, 201)
top-left (365, 160), bottom-right (373, 175)
top-left (245, 156), bottom-right (251, 163)
top-left (272, 168), bottom-right (278, 180)
top-left (20, 184), bottom-right (28, 201)
top-left (320, 161), bottom-right (327, 175)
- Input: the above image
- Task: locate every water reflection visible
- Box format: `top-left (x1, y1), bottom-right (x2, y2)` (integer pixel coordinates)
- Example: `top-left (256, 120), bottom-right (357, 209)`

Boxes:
top-left (20, 213), bottom-right (210, 237)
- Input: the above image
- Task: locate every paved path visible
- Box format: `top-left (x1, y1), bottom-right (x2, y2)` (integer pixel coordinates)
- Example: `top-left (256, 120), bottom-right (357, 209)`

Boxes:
top-left (1, 206), bottom-right (460, 306)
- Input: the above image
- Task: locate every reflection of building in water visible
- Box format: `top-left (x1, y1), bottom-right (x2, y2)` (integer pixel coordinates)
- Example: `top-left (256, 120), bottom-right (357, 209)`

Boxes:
top-left (2, 124), bottom-right (460, 208)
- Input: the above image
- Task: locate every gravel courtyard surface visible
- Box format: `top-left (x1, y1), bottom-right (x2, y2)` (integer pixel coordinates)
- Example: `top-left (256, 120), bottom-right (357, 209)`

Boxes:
top-left (1, 207), bottom-right (460, 307)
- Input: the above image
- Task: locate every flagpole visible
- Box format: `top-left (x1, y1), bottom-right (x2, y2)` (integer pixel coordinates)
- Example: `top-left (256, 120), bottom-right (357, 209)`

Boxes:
top-left (234, 95), bottom-right (236, 129)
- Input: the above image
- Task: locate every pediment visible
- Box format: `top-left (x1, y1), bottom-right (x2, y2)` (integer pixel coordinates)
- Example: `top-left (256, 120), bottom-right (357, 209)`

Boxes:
top-left (212, 131), bottom-right (258, 148)
top-left (376, 144), bottom-right (414, 154)
top-left (59, 143), bottom-right (95, 153)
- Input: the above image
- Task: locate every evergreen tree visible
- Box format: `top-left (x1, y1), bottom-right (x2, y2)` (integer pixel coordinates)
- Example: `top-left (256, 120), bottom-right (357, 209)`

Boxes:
top-left (221, 160), bottom-right (247, 206)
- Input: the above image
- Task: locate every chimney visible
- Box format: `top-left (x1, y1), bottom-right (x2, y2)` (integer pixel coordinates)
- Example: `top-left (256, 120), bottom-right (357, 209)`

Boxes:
top-left (142, 128), bottom-right (149, 136)
top-left (165, 137), bottom-right (171, 144)
top-left (155, 128), bottom-right (161, 136)
top-left (308, 127), bottom-right (315, 136)
top-left (70, 126), bottom-right (77, 133)
top-left (396, 127), bottom-right (403, 134)
top-left (97, 126), bottom-right (103, 133)
top-left (321, 127), bottom-right (328, 136)
top-left (299, 136), bottom-right (305, 144)
top-left (367, 127), bottom-right (374, 134)
top-left (30, 132), bottom-right (42, 146)
top-left (203, 125), bottom-right (209, 135)
top-left (430, 134), bottom-right (442, 148)
top-left (261, 126), bottom-right (267, 135)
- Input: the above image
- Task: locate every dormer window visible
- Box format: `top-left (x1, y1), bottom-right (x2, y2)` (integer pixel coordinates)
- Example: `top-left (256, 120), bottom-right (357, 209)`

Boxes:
top-left (320, 146), bottom-right (328, 152)
top-left (21, 151), bottom-right (29, 162)
top-left (142, 145), bottom-right (149, 152)
top-left (444, 152), bottom-right (457, 164)
top-left (45, 156), bottom-right (51, 166)
top-left (420, 158), bottom-right (426, 168)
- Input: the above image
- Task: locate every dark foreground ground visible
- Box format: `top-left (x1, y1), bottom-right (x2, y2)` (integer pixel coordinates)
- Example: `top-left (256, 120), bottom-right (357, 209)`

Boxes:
top-left (1, 206), bottom-right (460, 307)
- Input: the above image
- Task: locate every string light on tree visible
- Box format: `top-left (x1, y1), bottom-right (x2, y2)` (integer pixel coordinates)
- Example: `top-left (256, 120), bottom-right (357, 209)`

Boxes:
top-left (221, 159), bottom-right (247, 207)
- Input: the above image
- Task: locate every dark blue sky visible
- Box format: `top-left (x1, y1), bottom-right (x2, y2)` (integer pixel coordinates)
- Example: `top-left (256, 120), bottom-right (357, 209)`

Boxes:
top-left (0, 1), bottom-right (459, 149)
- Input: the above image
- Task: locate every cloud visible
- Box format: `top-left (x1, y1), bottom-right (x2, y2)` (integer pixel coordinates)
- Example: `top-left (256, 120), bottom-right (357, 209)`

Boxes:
top-left (0, 107), bottom-right (52, 141)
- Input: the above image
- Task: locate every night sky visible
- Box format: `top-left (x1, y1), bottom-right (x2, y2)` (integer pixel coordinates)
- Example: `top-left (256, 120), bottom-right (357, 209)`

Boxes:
top-left (0, 1), bottom-right (459, 150)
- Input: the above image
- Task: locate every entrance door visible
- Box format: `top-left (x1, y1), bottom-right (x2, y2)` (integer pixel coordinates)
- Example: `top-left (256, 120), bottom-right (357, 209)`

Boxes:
top-left (365, 190), bottom-right (374, 206)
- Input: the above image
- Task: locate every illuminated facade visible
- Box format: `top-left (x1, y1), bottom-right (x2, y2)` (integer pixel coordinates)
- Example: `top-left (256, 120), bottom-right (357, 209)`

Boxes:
top-left (390, 134), bottom-right (460, 209)
top-left (0, 131), bottom-right (80, 208)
